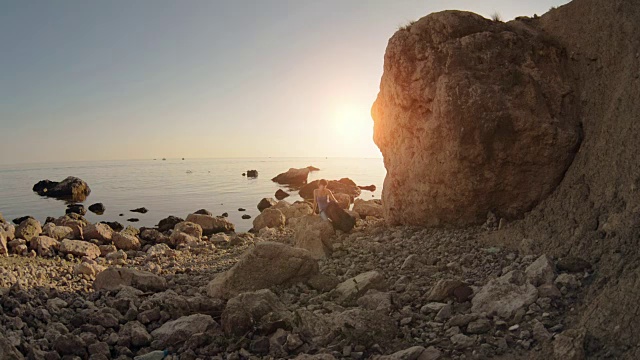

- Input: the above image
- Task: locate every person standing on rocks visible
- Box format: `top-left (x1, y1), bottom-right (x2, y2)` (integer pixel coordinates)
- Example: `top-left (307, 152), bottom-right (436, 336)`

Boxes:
top-left (311, 179), bottom-right (339, 221)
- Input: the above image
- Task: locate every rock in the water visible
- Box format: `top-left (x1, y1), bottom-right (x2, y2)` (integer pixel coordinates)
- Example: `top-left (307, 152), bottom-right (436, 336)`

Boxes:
top-left (471, 270), bottom-right (538, 319)
top-left (252, 208), bottom-right (286, 231)
top-left (247, 169), bottom-right (258, 178)
top-left (353, 199), bottom-right (383, 218)
top-left (15, 218), bottom-right (42, 242)
top-left (291, 215), bottom-right (335, 259)
top-left (242, 214), bottom-right (251, 219)
top-left (88, 202), bottom-right (106, 215)
top-left (185, 213), bottom-right (235, 235)
top-left (371, 11), bottom-right (581, 226)
top-left (127, 218), bottom-right (139, 222)
top-left (150, 314), bottom-right (216, 347)
top-left (272, 167), bottom-right (310, 185)
top-left (207, 241), bottom-right (319, 299)
top-left (275, 189), bottom-right (290, 200)
top-left (94, 267), bottom-right (167, 292)
top-left (358, 184), bottom-right (377, 192)
top-left (101, 221), bottom-right (124, 232)
top-left (66, 204), bottom-right (86, 216)
top-left (333, 270), bottom-right (386, 306)
top-left (30, 236), bottom-right (60, 257)
top-left (112, 232), bottom-right (141, 250)
top-left (130, 207), bottom-right (148, 213)
top-left (258, 197), bottom-right (278, 212)
top-left (59, 239), bottom-right (101, 259)
top-left (32, 176), bottom-right (91, 201)
top-left (156, 215), bottom-right (183, 232)
top-left (12, 215), bottom-right (33, 225)
top-left (221, 289), bottom-right (293, 336)
top-left (193, 208), bottom-right (213, 216)
top-left (525, 254), bottom-right (556, 286)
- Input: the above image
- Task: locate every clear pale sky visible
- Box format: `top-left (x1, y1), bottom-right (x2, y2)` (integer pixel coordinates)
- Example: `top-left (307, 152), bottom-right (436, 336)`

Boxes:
top-left (0, 0), bottom-right (570, 165)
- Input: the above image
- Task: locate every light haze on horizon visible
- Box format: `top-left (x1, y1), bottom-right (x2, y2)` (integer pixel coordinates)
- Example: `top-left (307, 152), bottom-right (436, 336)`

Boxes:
top-left (1, 0), bottom-right (570, 165)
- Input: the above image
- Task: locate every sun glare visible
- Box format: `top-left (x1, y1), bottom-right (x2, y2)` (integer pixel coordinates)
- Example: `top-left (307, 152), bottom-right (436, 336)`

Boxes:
top-left (332, 104), bottom-right (374, 145)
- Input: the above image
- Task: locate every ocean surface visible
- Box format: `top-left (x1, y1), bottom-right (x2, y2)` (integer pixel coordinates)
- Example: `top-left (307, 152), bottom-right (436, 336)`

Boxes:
top-left (0, 158), bottom-right (386, 232)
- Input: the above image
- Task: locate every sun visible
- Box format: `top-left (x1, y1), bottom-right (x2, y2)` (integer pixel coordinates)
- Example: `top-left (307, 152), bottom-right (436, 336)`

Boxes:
top-left (332, 103), bottom-right (374, 143)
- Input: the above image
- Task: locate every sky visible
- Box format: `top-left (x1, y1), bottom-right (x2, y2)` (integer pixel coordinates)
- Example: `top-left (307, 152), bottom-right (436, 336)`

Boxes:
top-left (0, 0), bottom-right (570, 165)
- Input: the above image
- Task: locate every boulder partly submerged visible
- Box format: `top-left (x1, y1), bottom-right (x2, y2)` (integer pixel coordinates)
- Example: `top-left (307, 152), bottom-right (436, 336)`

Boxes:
top-left (272, 167), bottom-right (311, 186)
top-left (207, 241), bottom-right (319, 299)
top-left (32, 176), bottom-right (91, 201)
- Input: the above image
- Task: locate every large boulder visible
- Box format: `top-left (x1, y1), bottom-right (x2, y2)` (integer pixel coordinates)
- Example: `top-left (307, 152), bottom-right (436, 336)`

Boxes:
top-left (332, 271), bottom-right (386, 306)
top-left (53, 215), bottom-right (86, 239)
top-left (221, 289), bottom-right (293, 336)
top-left (207, 242), bottom-right (319, 299)
top-left (88, 203), bottom-right (106, 215)
top-left (15, 218), bottom-right (42, 241)
top-left (471, 270), bottom-right (538, 319)
top-left (0, 222), bottom-right (15, 241)
top-left (371, 11), bottom-right (581, 226)
top-left (257, 197), bottom-right (278, 212)
top-left (174, 221), bottom-right (203, 239)
top-left (42, 223), bottom-right (75, 241)
top-left (59, 239), bottom-right (101, 259)
top-left (291, 215), bottom-right (335, 259)
top-left (272, 167), bottom-right (310, 185)
top-left (112, 232), bottom-right (141, 251)
top-left (32, 176), bottom-right (91, 201)
top-left (353, 199), bottom-right (383, 218)
top-left (299, 178), bottom-right (361, 200)
top-left (94, 267), bottom-right (167, 292)
top-left (185, 213), bottom-right (234, 235)
top-left (0, 333), bottom-right (24, 360)
top-left (30, 236), bottom-right (60, 257)
top-left (156, 215), bottom-right (183, 232)
top-left (252, 208), bottom-right (286, 231)
top-left (83, 223), bottom-right (114, 242)
top-left (273, 201), bottom-right (313, 223)
top-left (150, 314), bottom-right (216, 347)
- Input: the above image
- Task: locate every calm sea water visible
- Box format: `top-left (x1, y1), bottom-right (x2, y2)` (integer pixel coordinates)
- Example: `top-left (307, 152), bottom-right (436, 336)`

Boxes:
top-left (0, 158), bottom-right (386, 232)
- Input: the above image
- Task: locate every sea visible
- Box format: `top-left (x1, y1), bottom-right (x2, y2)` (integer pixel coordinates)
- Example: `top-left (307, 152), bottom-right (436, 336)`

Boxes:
top-left (0, 158), bottom-right (386, 232)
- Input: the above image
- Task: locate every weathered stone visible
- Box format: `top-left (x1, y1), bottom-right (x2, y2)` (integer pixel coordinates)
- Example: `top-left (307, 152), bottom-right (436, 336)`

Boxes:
top-left (427, 279), bottom-right (466, 301)
top-left (83, 223), bottom-right (113, 242)
top-left (15, 218), bottom-right (41, 241)
top-left (353, 199), bottom-right (383, 218)
top-left (371, 11), bottom-right (581, 226)
top-left (471, 270), bottom-right (538, 319)
top-left (257, 197), bottom-right (278, 212)
top-left (466, 318), bottom-right (491, 334)
top-left (553, 328), bottom-right (586, 360)
top-left (185, 213), bottom-right (235, 235)
top-left (30, 236), bottom-right (60, 257)
top-left (111, 232), bottom-right (141, 251)
top-left (150, 314), bottom-right (216, 347)
top-left (555, 273), bottom-right (580, 290)
top-left (168, 231), bottom-right (199, 247)
top-left (272, 167), bottom-right (310, 185)
top-left (273, 201), bottom-right (313, 223)
top-left (42, 223), bottom-right (74, 241)
top-left (525, 254), bottom-right (556, 286)
top-left (33, 176), bottom-right (91, 201)
top-left (252, 208), bottom-right (286, 231)
top-left (0, 333), bottom-right (24, 360)
top-left (88, 203), bottom-right (106, 215)
top-left (291, 215), bottom-right (335, 259)
top-left (450, 333), bottom-right (475, 349)
top-left (374, 346), bottom-right (442, 360)
top-left (117, 321), bottom-right (152, 347)
top-left (53, 216), bottom-right (86, 238)
top-left (156, 215), bottom-right (183, 232)
top-left (207, 242), bottom-right (319, 299)
top-left (356, 290), bottom-right (393, 312)
top-left (221, 289), bottom-right (293, 336)
top-left (94, 267), bottom-right (167, 292)
top-left (333, 270), bottom-right (386, 305)
top-left (59, 239), bottom-right (101, 259)
top-left (557, 257), bottom-right (591, 273)
top-left (174, 221), bottom-right (203, 239)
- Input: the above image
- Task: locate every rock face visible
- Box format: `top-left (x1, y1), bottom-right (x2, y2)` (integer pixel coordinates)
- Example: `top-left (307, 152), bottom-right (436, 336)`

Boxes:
top-left (272, 167), bottom-right (310, 185)
top-left (371, 11), bottom-right (581, 226)
top-left (32, 176), bottom-right (91, 201)
top-left (207, 242), bottom-right (319, 299)
top-left (185, 213), bottom-right (235, 235)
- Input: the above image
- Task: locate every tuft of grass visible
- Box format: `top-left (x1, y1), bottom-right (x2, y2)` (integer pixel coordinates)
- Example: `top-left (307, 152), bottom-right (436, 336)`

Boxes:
top-left (490, 11), bottom-right (502, 22)
top-left (399, 20), bottom-right (416, 31)
top-left (549, 6), bottom-right (557, 11)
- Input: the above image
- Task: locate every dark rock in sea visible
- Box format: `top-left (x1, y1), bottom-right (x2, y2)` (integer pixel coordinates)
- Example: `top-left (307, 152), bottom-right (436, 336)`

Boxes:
top-left (12, 216), bottom-right (34, 225)
top-left (157, 216), bottom-right (184, 232)
top-left (32, 176), bottom-right (91, 202)
top-left (221, 212), bottom-right (229, 218)
top-left (238, 208), bottom-right (246, 212)
top-left (358, 184), bottom-right (377, 192)
top-left (127, 218), bottom-right (140, 222)
top-left (275, 189), bottom-right (290, 200)
top-left (272, 168), bottom-right (310, 186)
top-left (307, 166), bottom-right (320, 171)
top-left (130, 207), bottom-right (149, 214)
top-left (66, 204), bottom-right (87, 216)
top-left (242, 214), bottom-right (251, 219)
top-left (119, 213), bottom-right (124, 216)
top-left (101, 221), bottom-right (124, 232)
top-left (194, 209), bottom-right (213, 216)
top-left (299, 178), bottom-right (361, 200)
top-left (257, 198), bottom-right (277, 212)
top-left (88, 203), bottom-right (106, 215)
top-left (242, 173), bottom-right (246, 176)
top-left (247, 170), bottom-right (258, 178)
top-left (45, 216), bottom-right (55, 224)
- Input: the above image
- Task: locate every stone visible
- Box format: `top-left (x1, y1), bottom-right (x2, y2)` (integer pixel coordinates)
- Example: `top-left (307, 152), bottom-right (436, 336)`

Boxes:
top-left (15, 218), bottom-right (42, 241)
top-left (83, 223), bottom-right (113, 242)
top-left (168, 231), bottom-right (199, 247)
top-left (174, 221), bottom-right (203, 239)
top-left (358, 184), bottom-right (377, 192)
top-left (32, 176), bottom-right (91, 201)
top-left (420, 302), bottom-right (447, 314)
top-left (307, 273), bottom-right (340, 292)
top-left (531, 319), bottom-right (551, 342)
top-left (53, 215), bottom-right (86, 238)
top-left (59, 239), bottom-right (101, 259)
top-left (525, 254), bottom-right (556, 286)
top-left (146, 243), bottom-right (171, 258)
top-left (275, 189), bottom-right (290, 200)
top-left (334, 193), bottom-right (352, 209)
top-left (553, 328), bottom-right (586, 360)
top-left (371, 11), bottom-right (581, 226)
top-left (88, 203), bottom-right (106, 215)
top-left (156, 215), bottom-right (183, 232)
top-left (193, 208), bottom-right (213, 216)
top-left (0, 232), bottom-right (7, 256)
top-left (94, 267), bottom-right (167, 292)
top-left (112, 232), bottom-right (141, 251)
top-left (117, 321), bottom-right (152, 347)
top-left (42, 223), bottom-right (75, 241)
top-left (30, 236), bottom-right (60, 257)
top-left (353, 199), bottom-right (383, 218)
top-left (53, 333), bottom-right (87, 356)
top-left (247, 169), bottom-right (258, 177)
top-left (555, 273), bottom-right (580, 290)
top-left (185, 213), bottom-right (235, 235)
top-left (557, 257), bottom-right (591, 273)
top-left (466, 318), bottom-right (491, 334)
top-left (252, 208), bottom-right (286, 231)
top-left (0, 221), bottom-right (15, 241)
top-left (257, 197), bottom-right (278, 212)
top-left (272, 167), bottom-right (310, 185)
top-left (333, 270), bottom-right (386, 305)
top-left (375, 346), bottom-right (442, 360)
top-left (273, 201), bottom-right (313, 223)
top-left (291, 215), bottom-right (335, 259)
top-left (435, 304), bottom-right (452, 321)
top-left (427, 279), bottom-right (466, 301)
top-left (357, 290), bottom-right (393, 312)
top-left (221, 289), bottom-right (293, 336)
top-left (450, 333), bottom-right (475, 349)
top-left (401, 254), bottom-right (421, 270)
top-left (471, 270), bottom-right (538, 319)
top-left (66, 204), bottom-right (86, 216)
top-left (140, 228), bottom-right (168, 244)
top-left (537, 284), bottom-right (562, 298)
top-left (0, 333), bottom-right (24, 360)
top-left (207, 242), bottom-right (319, 299)
top-left (101, 221), bottom-right (123, 232)
top-left (150, 314), bottom-right (216, 347)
